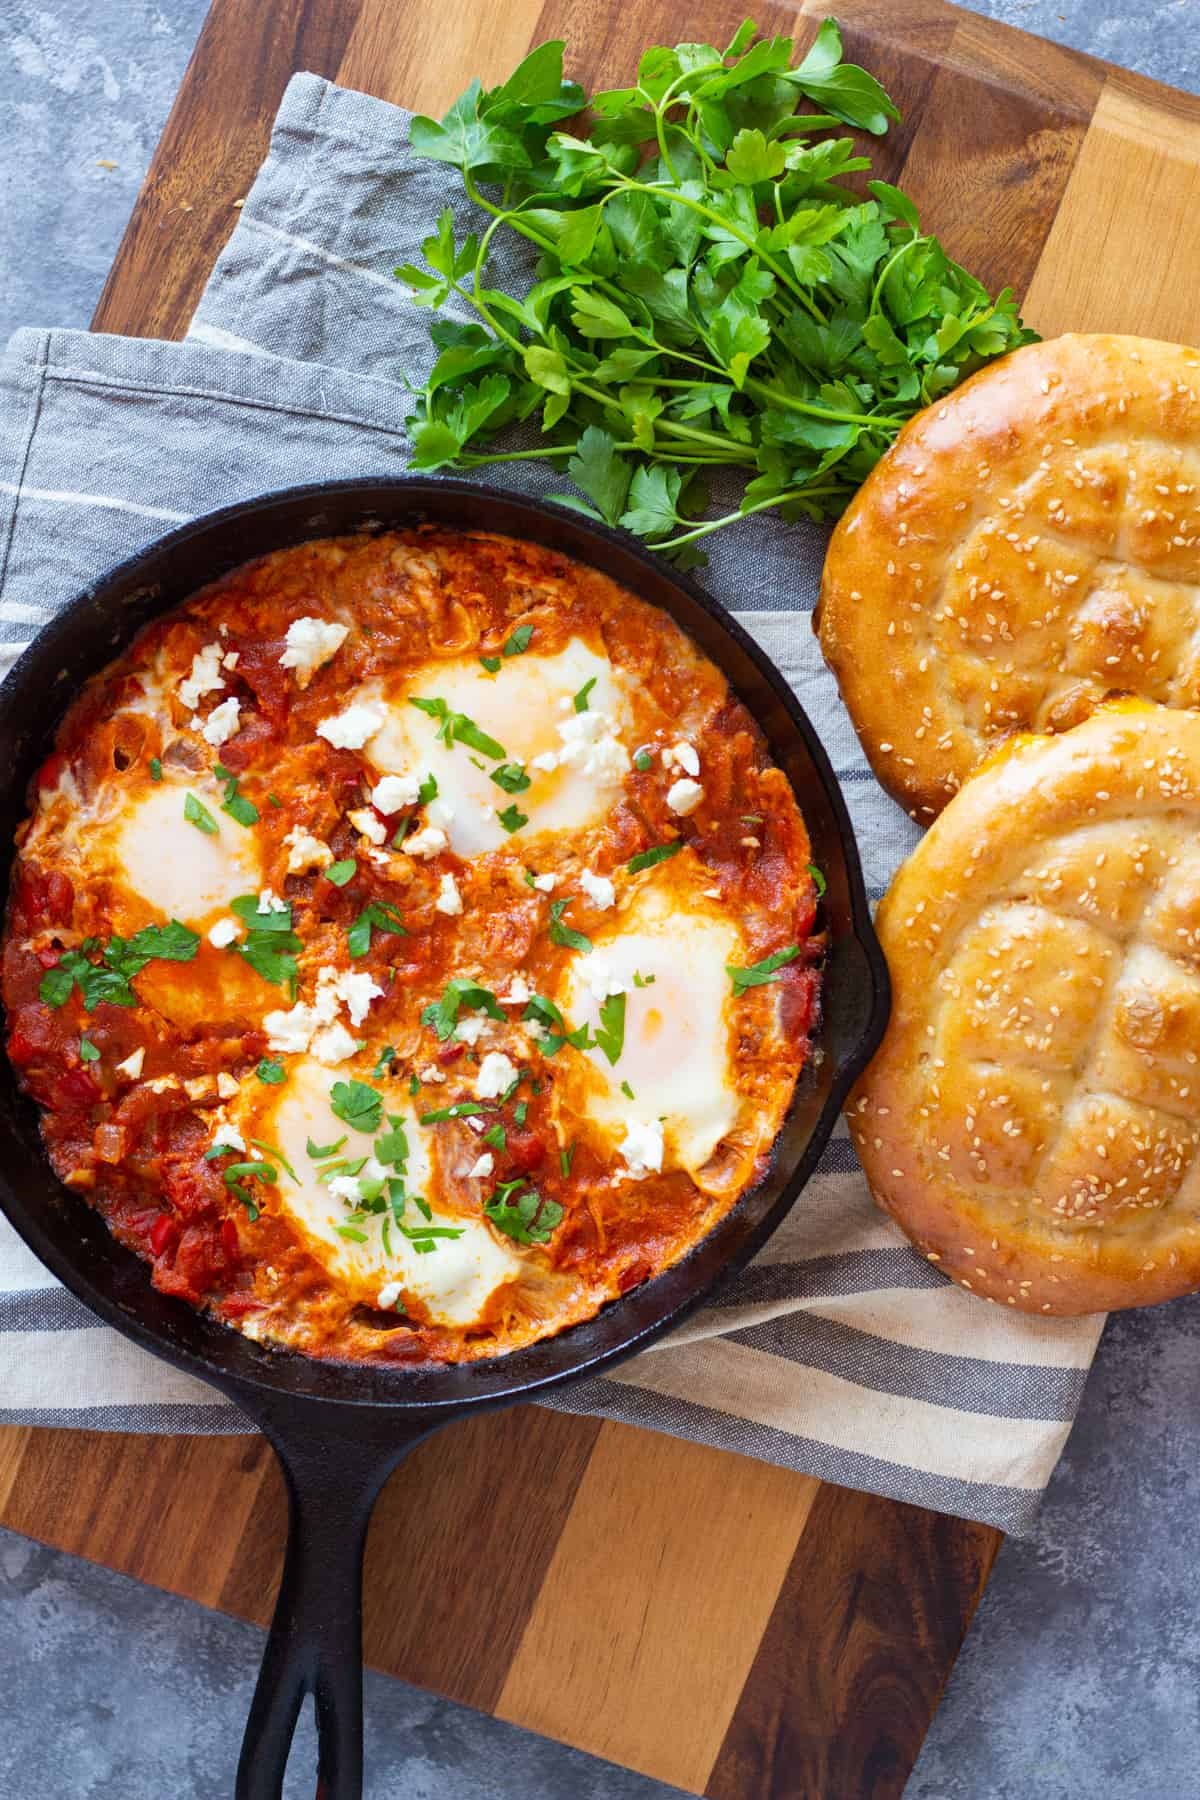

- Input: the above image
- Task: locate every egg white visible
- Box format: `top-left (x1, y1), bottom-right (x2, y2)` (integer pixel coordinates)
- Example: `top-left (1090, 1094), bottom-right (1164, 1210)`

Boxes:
top-left (111, 778), bottom-right (263, 924)
top-left (235, 1056), bottom-right (519, 1326)
top-left (557, 875), bottom-right (743, 1174)
top-left (360, 639), bottom-right (629, 857)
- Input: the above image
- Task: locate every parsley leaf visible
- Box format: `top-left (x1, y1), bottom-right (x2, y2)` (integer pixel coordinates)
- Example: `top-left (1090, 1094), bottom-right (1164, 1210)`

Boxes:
top-left (523, 993), bottom-right (591, 1055)
top-left (184, 793), bottom-right (218, 835)
top-left (372, 1045), bottom-right (397, 1078)
top-left (497, 801), bottom-right (529, 833)
top-left (229, 895), bottom-right (301, 995)
top-left (329, 1079), bottom-right (384, 1134)
top-left (548, 897), bottom-right (592, 952)
top-left (326, 858), bottom-right (357, 887)
top-left (421, 976), bottom-right (506, 1040)
top-left (219, 771), bottom-right (259, 827)
top-left (484, 1181), bottom-right (564, 1245)
top-left (480, 655), bottom-right (502, 673)
top-left (633, 748), bottom-right (653, 772)
top-left (503, 624), bottom-right (533, 656)
top-left (727, 945), bottom-right (802, 993)
top-left (307, 1135), bottom-right (347, 1159)
top-left (257, 1058), bottom-right (286, 1084)
top-left (348, 901), bottom-right (407, 959)
top-left (149, 757), bottom-right (163, 781)
top-left (808, 862), bottom-right (827, 897)
top-left (573, 677), bottom-right (597, 712)
top-left (401, 25), bottom-right (1034, 565)
top-left (78, 1037), bottom-right (99, 1063)
top-left (628, 840), bottom-right (681, 874)
top-left (490, 762), bottom-right (531, 794)
top-left (591, 991), bottom-right (626, 1066)
top-left (409, 694), bottom-right (506, 760)
top-left (39, 922), bottom-right (201, 1012)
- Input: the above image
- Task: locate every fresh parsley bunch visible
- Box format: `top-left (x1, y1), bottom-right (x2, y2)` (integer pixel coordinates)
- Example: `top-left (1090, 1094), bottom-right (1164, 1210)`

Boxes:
top-left (398, 19), bottom-right (1036, 563)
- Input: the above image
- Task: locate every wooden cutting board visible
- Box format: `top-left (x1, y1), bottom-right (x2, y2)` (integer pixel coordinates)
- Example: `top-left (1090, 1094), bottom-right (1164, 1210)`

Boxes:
top-left (3, 0), bottom-right (1199, 1793)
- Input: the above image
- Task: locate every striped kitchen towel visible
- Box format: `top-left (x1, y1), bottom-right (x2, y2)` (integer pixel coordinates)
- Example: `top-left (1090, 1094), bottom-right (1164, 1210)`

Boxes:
top-left (0, 74), bottom-right (1104, 1534)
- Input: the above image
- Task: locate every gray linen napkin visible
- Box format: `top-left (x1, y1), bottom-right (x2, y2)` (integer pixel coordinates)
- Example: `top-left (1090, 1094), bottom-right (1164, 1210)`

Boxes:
top-left (0, 73), bottom-right (1103, 1533)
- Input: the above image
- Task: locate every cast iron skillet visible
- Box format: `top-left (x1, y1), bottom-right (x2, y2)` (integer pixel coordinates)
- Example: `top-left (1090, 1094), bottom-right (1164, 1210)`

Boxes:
top-left (0, 479), bottom-right (888, 1799)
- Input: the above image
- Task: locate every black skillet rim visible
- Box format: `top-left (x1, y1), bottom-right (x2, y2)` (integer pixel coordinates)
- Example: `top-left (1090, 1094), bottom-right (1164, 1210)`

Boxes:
top-left (0, 477), bottom-right (890, 1418)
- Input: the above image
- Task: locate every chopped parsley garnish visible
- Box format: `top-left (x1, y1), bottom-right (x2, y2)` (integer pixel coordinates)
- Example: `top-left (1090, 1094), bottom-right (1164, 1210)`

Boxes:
top-left (514, 1100), bottom-right (529, 1126)
top-left (523, 994), bottom-right (590, 1056)
top-left (497, 802), bottom-right (528, 833)
top-left (39, 920), bottom-right (201, 1011)
top-left (503, 624), bottom-right (533, 657)
top-left (621, 1080), bottom-right (635, 1100)
top-left (221, 1159), bottom-right (277, 1223)
top-left (216, 767), bottom-right (258, 827)
top-left (375, 1116), bottom-right (410, 1168)
top-left (317, 1155), bottom-right (368, 1186)
top-left (329, 1079), bottom-right (384, 1134)
top-left (560, 1143), bottom-right (575, 1178)
top-left (808, 863), bottom-right (827, 898)
top-left (307, 1134), bottom-right (347, 1159)
top-left (628, 840), bottom-right (681, 874)
top-left (268, 793), bottom-right (283, 809)
top-left (391, 820), bottom-right (412, 849)
top-left (326, 858), bottom-right (357, 887)
top-left (409, 694), bottom-right (506, 760)
top-left (573, 676), bottom-right (597, 713)
top-left (548, 897), bottom-right (592, 953)
top-left (480, 655), bottom-right (502, 673)
top-left (408, 1072), bottom-right (420, 1096)
top-left (372, 1045), bottom-right (397, 1079)
top-left (249, 1137), bottom-right (298, 1182)
top-left (727, 945), bottom-right (802, 994)
top-left (257, 1058), bottom-right (286, 1084)
top-left (149, 757), bottom-right (163, 782)
top-left (419, 1100), bottom-right (489, 1124)
top-left (633, 748), bottom-right (653, 772)
top-left (336, 1226), bottom-right (368, 1243)
top-left (482, 1122), bottom-right (506, 1150)
top-left (78, 1037), bottom-right (99, 1063)
top-left (347, 900), bottom-right (407, 959)
top-left (417, 771), bottom-right (438, 805)
top-left (490, 762), bottom-right (531, 795)
top-left (484, 1180), bottom-right (563, 1245)
top-left (184, 792), bottom-right (218, 835)
top-left (633, 971), bottom-right (655, 988)
top-left (421, 977), bottom-right (505, 1041)
top-left (591, 992), bottom-right (626, 1066)
top-left (523, 869), bottom-right (537, 888)
top-left (230, 895), bottom-right (301, 996)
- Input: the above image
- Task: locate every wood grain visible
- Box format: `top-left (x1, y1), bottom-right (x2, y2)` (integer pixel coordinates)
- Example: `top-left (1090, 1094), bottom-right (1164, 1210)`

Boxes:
top-left (1, 0), bottom-right (1196, 1792)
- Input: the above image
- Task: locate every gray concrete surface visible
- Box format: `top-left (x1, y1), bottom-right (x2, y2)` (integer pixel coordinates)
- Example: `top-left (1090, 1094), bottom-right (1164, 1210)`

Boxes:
top-left (2, 1), bottom-right (1200, 1796)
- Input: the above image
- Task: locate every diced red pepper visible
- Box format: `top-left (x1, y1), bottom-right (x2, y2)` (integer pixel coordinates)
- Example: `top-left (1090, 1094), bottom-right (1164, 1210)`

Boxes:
top-left (149, 1214), bottom-right (175, 1256)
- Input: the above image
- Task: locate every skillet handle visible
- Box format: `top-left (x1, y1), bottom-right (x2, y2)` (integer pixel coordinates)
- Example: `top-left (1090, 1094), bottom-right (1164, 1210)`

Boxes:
top-left (235, 1416), bottom-right (437, 1800)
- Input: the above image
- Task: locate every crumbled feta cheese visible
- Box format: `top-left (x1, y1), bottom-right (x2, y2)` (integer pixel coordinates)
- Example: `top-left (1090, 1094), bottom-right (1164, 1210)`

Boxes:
top-left (476, 1051), bottom-right (518, 1099)
top-left (325, 968), bottom-right (383, 1027)
top-left (279, 616), bottom-right (349, 686)
top-left (365, 847), bottom-right (392, 869)
top-left (579, 869), bottom-right (615, 910)
top-left (328, 1174), bottom-right (362, 1204)
top-left (222, 651), bottom-right (240, 670)
top-left (216, 1072), bottom-right (240, 1099)
top-left (378, 1281), bottom-right (403, 1310)
top-left (622, 1118), bottom-right (664, 1177)
top-left (208, 917), bottom-right (239, 949)
top-left (184, 1075), bottom-right (218, 1102)
top-left (468, 1152), bottom-right (495, 1180)
top-left (533, 710), bottom-right (630, 781)
top-left (666, 777), bottom-right (704, 816)
top-left (199, 696), bottom-right (241, 747)
top-left (311, 1022), bottom-right (359, 1066)
top-left (371, 773), bottom-right (420, 814)
top-left (316, 700), bottom-right (385, 750)
top-left (703, 887), bottom-right (722, 900)
top-left (418, 1063), bottom-right (447, 1085)
top-left (403, 825), bottom-right (448, 859)
top-left (284, 826), bottom-right (333, 874)
top-left (502, 973), bottom-right (532, 1005)
top-left (435, 872), bottom-right (463, 916)
top-left (145, 1075), bottom-right (181, 1094)
top-left (264, 1002), bottom-right (320, 1054)
top-left (580, 953), bottom-right (626, 1002)
top-left (179, 643), bottom-right (225, 710)
top-left (213, 1126), bottom-right (247, 1155)
top-left (532, 872), bottom-right (557, 893)
top-left (115, 1047), bottom-right (144, 1080)
top-left (348, 807), bottom-right (387, 846)
top-left (258, 889), bottom-right (289, 913)
top-left (664, 740), bottom-right (700, 777)
top-left (455, 1015), bottom-right (491, 1047)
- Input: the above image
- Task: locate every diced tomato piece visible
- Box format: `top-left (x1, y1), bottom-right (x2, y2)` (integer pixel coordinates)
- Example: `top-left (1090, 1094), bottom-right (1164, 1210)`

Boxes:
top-left (619, 1259), bottom-right (652, 1294)
top-left (34, 752), bottom-right (66, 793)
top-left (54, 1067), bottom-right (100, 1110)
top-left (503, 1128), bottom-right (545, 1175)
top-left (44, 871), bottom-right (75, 924)
top-left (435, 1040), bottom-right (465, 1066)
top-left (149, 1214), bottom-right (175, 1256)
top-left (221, 1217), bottom-right (240, 1262)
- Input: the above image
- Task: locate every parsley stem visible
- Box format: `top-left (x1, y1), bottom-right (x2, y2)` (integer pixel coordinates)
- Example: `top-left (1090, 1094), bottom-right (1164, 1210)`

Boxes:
top-left (649, 484), bottom-right (841, 550)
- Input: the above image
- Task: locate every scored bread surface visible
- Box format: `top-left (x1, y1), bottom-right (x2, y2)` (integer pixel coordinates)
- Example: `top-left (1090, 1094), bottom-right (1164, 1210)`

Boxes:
top-left (849, 703), bottom-right (1200, 1315)
top-left (817, 334), bottom-right (1200, 820)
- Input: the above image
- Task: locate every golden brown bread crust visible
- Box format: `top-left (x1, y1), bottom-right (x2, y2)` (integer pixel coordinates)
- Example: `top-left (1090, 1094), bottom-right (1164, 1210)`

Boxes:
top-left (816, 333), bottom-right (1200, 821)
top-left (849, 702), bottom-right (1200, 1316)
